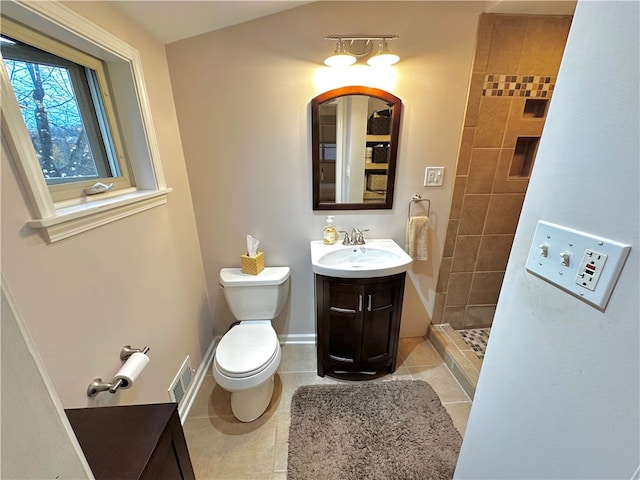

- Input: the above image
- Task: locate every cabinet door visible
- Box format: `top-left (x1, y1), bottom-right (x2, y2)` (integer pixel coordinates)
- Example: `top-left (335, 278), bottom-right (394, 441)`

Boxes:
top-left (321, 280), bottom-right (363, 368)
top-left (361, 277), bottom-right (402, 368)
top-left (141, 428), bottom-right (184, 479)
top-left (66, 403), bottom-right (195, 480)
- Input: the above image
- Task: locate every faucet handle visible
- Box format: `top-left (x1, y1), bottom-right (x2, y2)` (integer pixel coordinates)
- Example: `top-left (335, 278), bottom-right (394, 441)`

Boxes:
top-left (339, 231), bottom-right (351, 245)
top-left (353, 228), bottom-right (369, 245)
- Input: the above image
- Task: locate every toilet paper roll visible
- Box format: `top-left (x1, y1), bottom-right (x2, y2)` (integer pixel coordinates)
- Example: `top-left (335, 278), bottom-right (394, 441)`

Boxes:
top-left (114, 352), bottom-right (150, 389)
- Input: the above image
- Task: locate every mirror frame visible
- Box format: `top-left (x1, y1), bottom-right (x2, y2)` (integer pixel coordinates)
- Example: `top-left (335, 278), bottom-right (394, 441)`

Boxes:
top-left (311, 86), bottom-right (402, 210)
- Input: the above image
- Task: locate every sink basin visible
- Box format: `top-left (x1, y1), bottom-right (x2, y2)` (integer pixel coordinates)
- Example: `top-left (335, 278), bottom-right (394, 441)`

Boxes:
top-left (310, 239), bottom-right (413, 278)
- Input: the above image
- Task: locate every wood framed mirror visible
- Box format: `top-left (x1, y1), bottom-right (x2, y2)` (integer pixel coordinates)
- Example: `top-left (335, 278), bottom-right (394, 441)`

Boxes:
top-left (311, 86), bottom-right (402, 210)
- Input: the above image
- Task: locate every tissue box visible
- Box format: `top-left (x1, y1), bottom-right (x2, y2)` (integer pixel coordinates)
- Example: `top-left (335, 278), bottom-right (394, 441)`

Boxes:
top-left (241, 251), bottom-right (265, 275)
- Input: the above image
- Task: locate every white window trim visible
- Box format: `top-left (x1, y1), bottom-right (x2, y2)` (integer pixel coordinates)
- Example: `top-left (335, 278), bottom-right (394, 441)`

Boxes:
top-left (1, 0), bottom-right (171, 243)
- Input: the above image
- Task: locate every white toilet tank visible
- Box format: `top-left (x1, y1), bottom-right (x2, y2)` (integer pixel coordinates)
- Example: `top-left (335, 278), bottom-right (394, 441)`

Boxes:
top-left (219, 267), bottom-right (290, 320)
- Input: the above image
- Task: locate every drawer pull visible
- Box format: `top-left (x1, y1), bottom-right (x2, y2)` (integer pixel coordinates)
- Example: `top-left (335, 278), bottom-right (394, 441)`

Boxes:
top-left (329, 306), bottom-right (356, 314)
top-left (329, 355), bottom-right (355, 363)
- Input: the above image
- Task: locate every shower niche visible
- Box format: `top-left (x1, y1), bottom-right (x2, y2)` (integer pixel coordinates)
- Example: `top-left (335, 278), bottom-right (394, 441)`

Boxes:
top-left (509, 136), bottom-right (540, 178)
top-left (523, 99), bottom-right (549, 118)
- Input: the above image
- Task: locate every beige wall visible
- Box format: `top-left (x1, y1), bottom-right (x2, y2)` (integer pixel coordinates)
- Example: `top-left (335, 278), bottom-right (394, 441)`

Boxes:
top-left (1, 2), bottom-right (212, 407)
top-left (434, 14), bottom-right (572, 329)
top-left (166, 1), bottom-right (484, 338)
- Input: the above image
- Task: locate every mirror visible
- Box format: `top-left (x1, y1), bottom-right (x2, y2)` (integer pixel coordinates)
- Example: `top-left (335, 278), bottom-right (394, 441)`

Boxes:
top-left (312, 86), bottom-right (402, 210)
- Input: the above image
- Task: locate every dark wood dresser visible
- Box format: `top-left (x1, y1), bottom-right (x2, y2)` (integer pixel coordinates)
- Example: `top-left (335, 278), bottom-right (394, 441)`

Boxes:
top-left (65, 402), bottom-right (195, 480)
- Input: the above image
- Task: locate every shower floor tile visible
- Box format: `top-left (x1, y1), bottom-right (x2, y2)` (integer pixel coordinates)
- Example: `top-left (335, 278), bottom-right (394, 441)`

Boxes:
top-left (457, 327), bottom-right (491, 359)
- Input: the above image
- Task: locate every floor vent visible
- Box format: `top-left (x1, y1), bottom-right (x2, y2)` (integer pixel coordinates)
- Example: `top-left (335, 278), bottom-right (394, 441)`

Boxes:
top-left (169, 356), bottom-right (194, 407)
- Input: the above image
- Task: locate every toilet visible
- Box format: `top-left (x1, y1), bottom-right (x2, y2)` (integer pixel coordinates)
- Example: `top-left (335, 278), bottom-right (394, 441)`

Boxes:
top-left (213, 266), bottom-right (290, 422)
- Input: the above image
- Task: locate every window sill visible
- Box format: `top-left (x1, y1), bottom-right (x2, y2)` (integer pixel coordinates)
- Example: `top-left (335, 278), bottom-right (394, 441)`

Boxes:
top-left (28, 188), bottom-right (172, 243)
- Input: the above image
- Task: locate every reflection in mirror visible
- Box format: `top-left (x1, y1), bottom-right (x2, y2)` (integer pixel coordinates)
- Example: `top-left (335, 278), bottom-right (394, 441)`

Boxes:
top-left (312, 86), bottom-right (402, 210)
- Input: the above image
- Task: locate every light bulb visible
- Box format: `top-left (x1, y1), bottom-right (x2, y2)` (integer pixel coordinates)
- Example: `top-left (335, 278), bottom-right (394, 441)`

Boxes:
top-left (367, 40), bottom-right (400, 67)
top-left (324, 40), bottom-right (356, 67)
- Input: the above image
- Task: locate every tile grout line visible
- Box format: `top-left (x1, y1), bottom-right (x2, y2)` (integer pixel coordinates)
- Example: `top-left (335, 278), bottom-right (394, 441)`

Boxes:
top-left (184, 338), bottom-right (472, 478)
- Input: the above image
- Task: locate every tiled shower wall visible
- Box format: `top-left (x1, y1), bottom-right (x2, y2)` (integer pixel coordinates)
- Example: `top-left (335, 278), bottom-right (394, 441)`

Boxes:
top-left (433, 14), bottom-right (572, 329)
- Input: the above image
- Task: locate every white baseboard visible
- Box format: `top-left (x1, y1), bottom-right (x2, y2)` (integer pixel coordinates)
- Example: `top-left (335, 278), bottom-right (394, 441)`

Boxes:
top-left (278, 333), bottom-right (316, 344)
top-left (178, 338), bottom-right (216, 424)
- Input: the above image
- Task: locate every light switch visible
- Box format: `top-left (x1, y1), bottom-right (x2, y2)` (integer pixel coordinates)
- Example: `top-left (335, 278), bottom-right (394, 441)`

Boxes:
top-left (424, 167), bottom-right (444, 186)
top-left (539, 243), bottom-right (549, 257)
top-left (525, 221), bottom-right (631, 310)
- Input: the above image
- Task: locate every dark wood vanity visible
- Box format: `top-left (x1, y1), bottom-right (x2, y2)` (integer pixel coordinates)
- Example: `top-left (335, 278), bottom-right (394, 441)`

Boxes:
top-left (65, 403), bottom-right (195, 480)
top-left (315, 273), bottom-right (405, 378)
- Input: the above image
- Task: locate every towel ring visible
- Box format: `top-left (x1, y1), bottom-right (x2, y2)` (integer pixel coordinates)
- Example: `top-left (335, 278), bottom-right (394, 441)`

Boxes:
top-left (408, 194), bottom-right (431, 218)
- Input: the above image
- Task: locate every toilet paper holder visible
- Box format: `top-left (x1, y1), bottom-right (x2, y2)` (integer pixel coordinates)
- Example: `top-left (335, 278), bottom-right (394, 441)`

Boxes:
top-left (87, 345), bottom-right (150, 397)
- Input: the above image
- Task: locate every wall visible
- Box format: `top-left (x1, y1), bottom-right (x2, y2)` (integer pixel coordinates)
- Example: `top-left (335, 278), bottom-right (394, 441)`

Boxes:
top-left (455, 1), bottom-right (639, 478)
top-left (2, 281), bottom-right (91, 479)
top-left (166, 1), bottom-right (484, 339)
top-left (434, 14), bottom-right (571, 329)
top-left (1, 1), bottom-right (212, 408)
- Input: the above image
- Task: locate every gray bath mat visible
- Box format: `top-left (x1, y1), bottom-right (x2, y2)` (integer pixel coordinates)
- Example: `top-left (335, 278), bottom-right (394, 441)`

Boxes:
top-left (287, 380), bottom-right (462, 480)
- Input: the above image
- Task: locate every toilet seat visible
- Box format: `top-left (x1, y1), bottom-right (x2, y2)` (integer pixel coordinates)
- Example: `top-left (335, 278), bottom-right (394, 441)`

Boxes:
top-left (215, 323), bottom-right (279, 378)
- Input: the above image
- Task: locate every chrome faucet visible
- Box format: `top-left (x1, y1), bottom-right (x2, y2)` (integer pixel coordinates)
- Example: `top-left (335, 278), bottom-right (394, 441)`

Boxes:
top-left (338, 228), bottom-right (367, 245)
top-left (339, 228), bottom-right (369, 245)
top-left (351, 228), bottom-right (369, 245)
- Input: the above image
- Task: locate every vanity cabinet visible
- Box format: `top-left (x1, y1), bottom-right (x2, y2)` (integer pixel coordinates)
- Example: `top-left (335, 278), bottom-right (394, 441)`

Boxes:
top-left (315, 273), bottom-right (405, 377)
top-left (65, 403), bottom-right (195, 480)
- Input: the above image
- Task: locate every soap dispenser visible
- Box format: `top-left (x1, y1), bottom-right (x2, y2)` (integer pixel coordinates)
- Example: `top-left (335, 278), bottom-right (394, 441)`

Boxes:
top-left (323, 216), bottom-right (338, 245)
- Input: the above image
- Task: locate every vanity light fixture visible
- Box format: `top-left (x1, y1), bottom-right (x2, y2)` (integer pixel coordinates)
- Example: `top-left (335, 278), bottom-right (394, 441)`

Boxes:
top-left (324, 35), bottom-right (399, 67)
top-left (324, 39), bottom-right (357, 67)
top-left (367, 39), bottom-right (400, 67)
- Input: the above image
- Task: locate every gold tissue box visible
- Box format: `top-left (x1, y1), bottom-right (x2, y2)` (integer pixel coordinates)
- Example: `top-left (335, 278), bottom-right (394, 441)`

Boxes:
top-left (241, 251), bottom-right (265, 275)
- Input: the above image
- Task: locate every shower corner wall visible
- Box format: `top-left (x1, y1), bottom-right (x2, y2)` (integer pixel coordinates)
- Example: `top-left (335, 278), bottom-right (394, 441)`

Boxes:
top-left (433, 13), bottom-right (572, 331)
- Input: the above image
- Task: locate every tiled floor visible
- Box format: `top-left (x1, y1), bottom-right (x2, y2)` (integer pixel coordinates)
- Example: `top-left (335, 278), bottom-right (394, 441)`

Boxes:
top-left (183, 336), bottom-right (472, 479)
top-left (457, 327), bottom-right (491, 359)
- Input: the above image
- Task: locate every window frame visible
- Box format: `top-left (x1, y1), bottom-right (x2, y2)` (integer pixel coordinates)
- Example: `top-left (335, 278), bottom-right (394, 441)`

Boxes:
top-left (0, 1), bottom-right (171, 243)
top-left (1, 17), bottom-right (134, 202)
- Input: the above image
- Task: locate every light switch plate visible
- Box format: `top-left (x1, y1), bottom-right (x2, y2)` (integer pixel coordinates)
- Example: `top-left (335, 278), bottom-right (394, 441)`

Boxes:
top-left (424, 167), bottom-right (444, 186)
top-left (525, 221), bottom-right (631, 311)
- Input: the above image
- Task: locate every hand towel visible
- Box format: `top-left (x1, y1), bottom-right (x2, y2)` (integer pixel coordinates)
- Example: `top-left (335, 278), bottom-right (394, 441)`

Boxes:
top-left (405, 216), bottom-right (429, 261)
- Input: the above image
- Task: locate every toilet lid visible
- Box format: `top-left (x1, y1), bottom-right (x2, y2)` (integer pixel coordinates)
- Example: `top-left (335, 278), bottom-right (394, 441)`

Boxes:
top-left (215, 324), bottom-right (279, 378)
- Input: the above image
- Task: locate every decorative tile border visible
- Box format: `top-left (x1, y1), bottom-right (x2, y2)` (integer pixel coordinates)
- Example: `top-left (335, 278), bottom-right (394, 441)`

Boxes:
top-left (483, 74), bottom-right (556, 97)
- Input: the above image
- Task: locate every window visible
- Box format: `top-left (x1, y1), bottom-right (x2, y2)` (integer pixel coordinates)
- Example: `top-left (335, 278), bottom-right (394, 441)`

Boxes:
top-left (0, 3), bottom-right (170, 243)
top-left (1, 17), bottom-right (131, 202)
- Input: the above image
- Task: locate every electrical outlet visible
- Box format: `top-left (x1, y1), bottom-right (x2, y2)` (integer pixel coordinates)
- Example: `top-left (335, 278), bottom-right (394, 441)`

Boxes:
top-left (575, 249), bottom-right (607, 291)
top-left (424, 167), bottom-right (444, 186)
top-left (525, 220), bottom-right (631, 311)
